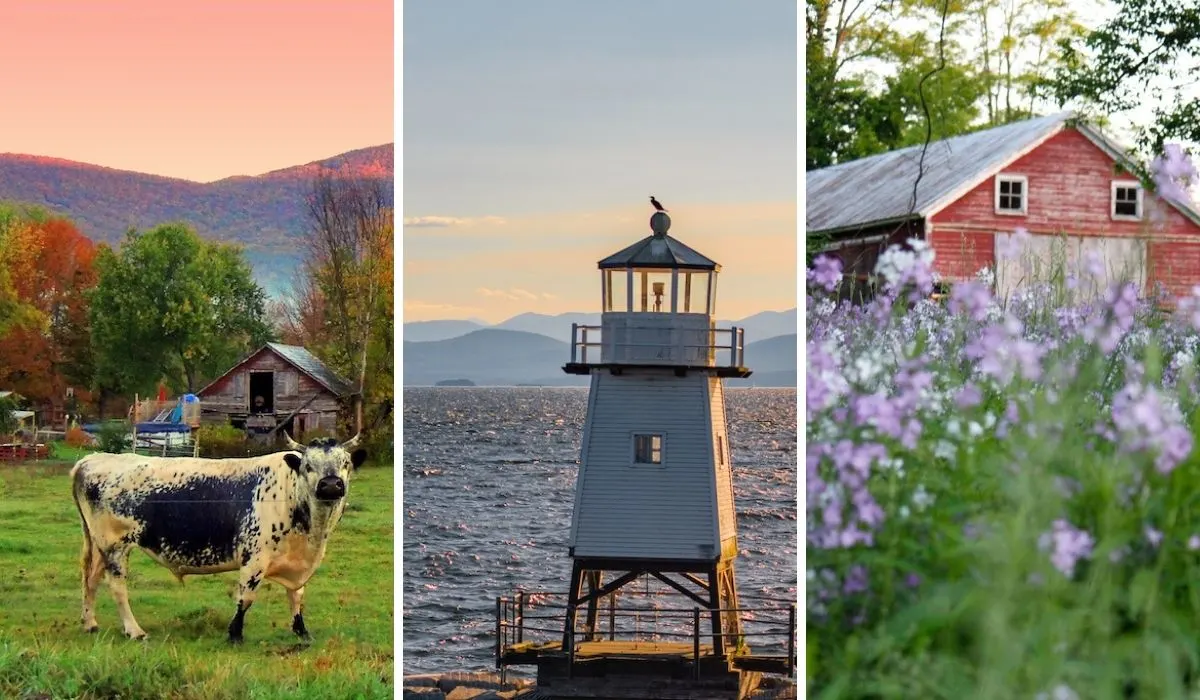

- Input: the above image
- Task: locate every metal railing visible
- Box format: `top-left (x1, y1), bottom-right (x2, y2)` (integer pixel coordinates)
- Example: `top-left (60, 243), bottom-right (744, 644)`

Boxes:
top-left (567, 324), bottom-right (746, 367)
top-left (495, 589), bottom-right (796, 681)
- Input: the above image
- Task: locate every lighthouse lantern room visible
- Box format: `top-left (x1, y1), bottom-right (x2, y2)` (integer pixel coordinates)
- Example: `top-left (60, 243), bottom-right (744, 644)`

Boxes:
top-left (560, 209), bottom-right (752, 661)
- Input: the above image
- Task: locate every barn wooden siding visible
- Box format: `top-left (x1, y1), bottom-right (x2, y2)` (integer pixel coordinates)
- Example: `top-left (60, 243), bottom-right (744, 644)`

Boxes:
top-left (569, 370), bottom-right (728, 561)
top-left (197, 348), bottom-right (342, 435)
top-left (929, 128), bottom-right (1200, 292)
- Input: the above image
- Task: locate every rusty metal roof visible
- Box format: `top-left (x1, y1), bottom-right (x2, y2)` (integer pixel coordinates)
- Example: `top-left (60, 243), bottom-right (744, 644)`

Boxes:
top-left (267, 343), bottom-right (356, 396)
top-left (598, 233), bottom-right (719, 270)
top-left (196, 343), bottom-right (356, 398)
top-left (806, 112), bottom-right (1073, 235)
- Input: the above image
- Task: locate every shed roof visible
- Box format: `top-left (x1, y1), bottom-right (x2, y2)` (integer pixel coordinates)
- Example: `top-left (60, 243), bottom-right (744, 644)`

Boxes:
top-left (266, 343), bottom-right (356, 396)
top-left (807, 112), bottom-right (1200, 235)
top-left (196, 343), bottom-right (356, 398)
top-left (598, 234), bottom-right (719, 271)
top-left (807, 113), bottom-right (1072, 234)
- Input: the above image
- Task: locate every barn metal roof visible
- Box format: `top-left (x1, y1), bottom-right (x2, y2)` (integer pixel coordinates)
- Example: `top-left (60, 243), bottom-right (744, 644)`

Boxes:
top-left (266, 343), bottom-right (356, 397)
top-left (196, 343), bottom-right (356, 398)
top-left (598, 234), bottom-right (719, 271)
top-left (806, 113), bottom-right (1073, 235)
top-left (807, 111), bottom-right (1200, 235)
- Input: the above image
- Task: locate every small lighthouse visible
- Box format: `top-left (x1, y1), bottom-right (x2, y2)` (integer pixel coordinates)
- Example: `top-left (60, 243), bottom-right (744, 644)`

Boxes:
top-left (560, 208), bottom-right (751, 659)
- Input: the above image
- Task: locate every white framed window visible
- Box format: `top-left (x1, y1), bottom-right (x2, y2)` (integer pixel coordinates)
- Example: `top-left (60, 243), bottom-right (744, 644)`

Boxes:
top-left (995, 174), bottom-right (1028, 215)
top-left (716, 435), bottom-right (725, 466)
top-left (632, 433), bottom-right (664, 465)
top-left (1111, 181), bottom-right (1143, 221)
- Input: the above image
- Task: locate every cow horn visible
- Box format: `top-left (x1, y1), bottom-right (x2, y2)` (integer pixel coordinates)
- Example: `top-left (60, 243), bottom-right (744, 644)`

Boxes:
top-left (283, 431), bottom-right (306, 452)
top-left (341, 433), bottom-right (362, 450)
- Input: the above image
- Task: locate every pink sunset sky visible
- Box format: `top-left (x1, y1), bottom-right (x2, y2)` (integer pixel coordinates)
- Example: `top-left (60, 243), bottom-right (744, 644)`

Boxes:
top-left (0, 0), bottom-right (393, 183)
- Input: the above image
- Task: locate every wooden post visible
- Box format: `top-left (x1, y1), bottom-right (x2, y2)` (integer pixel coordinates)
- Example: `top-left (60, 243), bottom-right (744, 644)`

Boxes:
top-left (693, 607), bottom-right (701, 680)
top-left (494, 596), bottom-right (503, 670)
top-left (787, 603), bottom-right (796, 675)
top-left (608, 591), bottom-right (616, 640)
top-left (570, 323), bottom-right (578, 363)
top-left (516, 590), bottom-right (525, 644)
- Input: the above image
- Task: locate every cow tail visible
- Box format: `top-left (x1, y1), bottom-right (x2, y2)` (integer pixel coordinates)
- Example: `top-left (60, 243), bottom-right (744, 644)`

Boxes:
top-left (71, 460), bottom-right (94, 581)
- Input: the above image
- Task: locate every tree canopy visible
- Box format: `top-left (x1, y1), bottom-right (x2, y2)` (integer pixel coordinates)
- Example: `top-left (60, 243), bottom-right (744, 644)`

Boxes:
top-left (0, 210), bottom-right (97, 404)
top-left (88, 223), bottom-right (272, 396)
top-left (1048, 0), bottom-right (1200, 158)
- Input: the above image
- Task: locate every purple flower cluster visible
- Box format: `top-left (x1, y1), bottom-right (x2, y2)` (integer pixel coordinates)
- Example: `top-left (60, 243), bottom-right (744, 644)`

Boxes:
top-left (1109, 382), bottom-right (1193, 474)
top-left (808, 255), bottom-right (844, 293)
top-left (948, 280), bottom-right (994, 323)
top-left (808, 440), bottom-right (888, 549)
top-left (963, 314), bottom-right (1045, 386)
top-left (1150, 143), bottom-right (1198, 207)
top-left (875, 238), bottom-right (936, 302)
top-left (1037, 519), bottom-right (1094, 578)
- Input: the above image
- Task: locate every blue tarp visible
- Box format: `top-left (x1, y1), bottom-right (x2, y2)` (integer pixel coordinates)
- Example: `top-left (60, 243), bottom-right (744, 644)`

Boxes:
top-left (135, 422), bottom-right (192, 434)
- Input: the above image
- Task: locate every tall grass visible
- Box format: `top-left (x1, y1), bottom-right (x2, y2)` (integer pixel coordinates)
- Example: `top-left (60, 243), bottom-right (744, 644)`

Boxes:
top-left (807, 236), bottom-right (1200, 699)
top-left (0, 461), bottom-right (393, 699)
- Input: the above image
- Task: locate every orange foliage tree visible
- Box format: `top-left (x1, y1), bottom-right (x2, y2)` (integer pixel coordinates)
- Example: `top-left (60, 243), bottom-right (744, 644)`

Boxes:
top-left (0, 210), bottom-right (97, 413)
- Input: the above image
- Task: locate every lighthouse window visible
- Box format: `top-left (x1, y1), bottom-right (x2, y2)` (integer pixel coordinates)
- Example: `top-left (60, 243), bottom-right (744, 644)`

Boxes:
top-left (633, 433), bottom-right (663, 464)
top-left (717, 435), bottom-right (725, 466)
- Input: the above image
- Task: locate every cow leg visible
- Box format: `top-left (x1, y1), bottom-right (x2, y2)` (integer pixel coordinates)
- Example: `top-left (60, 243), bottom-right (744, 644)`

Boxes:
top-left (288, 587), bottom-right (310, 639)
top-left (81, 542), bottom-right (105, 632)
top-left (228, 563), bottom-right (265, 644)
top-left (103, 545), bottom-right (147, 640)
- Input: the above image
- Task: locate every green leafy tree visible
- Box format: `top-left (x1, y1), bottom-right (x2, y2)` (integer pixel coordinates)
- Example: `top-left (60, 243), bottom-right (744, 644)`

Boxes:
top-left (1049, 0), bottom-right (1200, 157)
top-left (89, 223), bottom-right (273, 397)
top-left (0, 393), bottom-right (18, 437)
top-left (806, 0), bottom-right (1087, 170)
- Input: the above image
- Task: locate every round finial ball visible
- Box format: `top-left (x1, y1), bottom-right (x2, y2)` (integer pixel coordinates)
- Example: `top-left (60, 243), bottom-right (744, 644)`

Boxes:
top-left (650, 211), bottom-right (671, 235)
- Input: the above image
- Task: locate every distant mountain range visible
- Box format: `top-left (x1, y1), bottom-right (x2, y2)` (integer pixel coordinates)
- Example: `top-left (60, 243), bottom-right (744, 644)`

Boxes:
top-left (404, 308), bottom-right (798, 344)
top-left (0, 144), bottom-right (394, 295)
top-left (403, 309), bottom-right (798, 387)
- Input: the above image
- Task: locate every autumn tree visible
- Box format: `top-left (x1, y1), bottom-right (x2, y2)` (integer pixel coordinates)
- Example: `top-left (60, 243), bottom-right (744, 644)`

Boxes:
top-left (0, 211), bottom-right (97, 409)
top-left (0, 204), bottom-right (48, 338)
top-left (288, 171), bottom-right (393, 442)
top-left (89, 223), bottom-right (272, 399)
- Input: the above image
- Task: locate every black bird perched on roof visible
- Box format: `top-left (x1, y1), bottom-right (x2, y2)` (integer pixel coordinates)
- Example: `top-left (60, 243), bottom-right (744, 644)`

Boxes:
top-left (650, 196), bottom-right (667, 212)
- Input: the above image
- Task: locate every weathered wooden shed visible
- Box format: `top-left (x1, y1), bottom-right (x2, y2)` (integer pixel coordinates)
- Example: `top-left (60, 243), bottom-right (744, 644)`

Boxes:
top-left (807, 111), bottom-right (1200, 301)
top-left (196, 343), bottom-right (354, 440)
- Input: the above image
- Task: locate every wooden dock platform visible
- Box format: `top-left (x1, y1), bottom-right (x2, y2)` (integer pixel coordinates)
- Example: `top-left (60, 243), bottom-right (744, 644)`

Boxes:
top-left (499, 640), bottom-right (792, 699)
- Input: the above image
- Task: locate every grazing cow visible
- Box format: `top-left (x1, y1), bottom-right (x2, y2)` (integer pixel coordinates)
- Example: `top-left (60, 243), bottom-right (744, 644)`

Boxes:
top-left (70, 432), bottom-right (367, 643)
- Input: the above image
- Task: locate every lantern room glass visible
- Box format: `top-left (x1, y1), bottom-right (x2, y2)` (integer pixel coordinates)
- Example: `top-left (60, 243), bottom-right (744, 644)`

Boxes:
top-left (602, 268), bottom-right (716, 314)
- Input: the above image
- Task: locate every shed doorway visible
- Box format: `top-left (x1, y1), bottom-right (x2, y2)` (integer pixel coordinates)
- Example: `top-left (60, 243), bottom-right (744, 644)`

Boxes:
top-left (249, 372), bottom-right (274, 414)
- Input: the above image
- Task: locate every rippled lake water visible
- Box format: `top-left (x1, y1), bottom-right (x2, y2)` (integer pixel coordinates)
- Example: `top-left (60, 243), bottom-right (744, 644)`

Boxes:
top-left (401, 387), bottom-right (797, 675)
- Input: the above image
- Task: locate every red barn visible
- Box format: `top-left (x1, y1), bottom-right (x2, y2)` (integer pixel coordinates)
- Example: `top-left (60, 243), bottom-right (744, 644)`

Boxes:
top-left (807, 112), bottom-right (1200, 302)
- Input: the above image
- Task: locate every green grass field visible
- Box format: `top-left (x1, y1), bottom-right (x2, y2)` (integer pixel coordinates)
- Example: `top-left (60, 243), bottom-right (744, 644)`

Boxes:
top-left (0, 458), bottom-right (394, 700)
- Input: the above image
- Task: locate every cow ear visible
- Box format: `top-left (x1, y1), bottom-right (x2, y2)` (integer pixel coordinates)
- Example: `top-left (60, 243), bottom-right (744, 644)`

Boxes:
top-left (350, 449), bottom-right (368, 470)
top-left (284, 454), bottom-right (303, 474)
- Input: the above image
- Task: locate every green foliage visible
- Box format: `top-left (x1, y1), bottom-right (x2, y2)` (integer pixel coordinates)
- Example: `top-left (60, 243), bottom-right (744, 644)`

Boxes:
top-left (1049, 0), bottom-right (1200, 157)
top-left (195, 423), bottom-right (284, 459)
top-left (0, 394), bottom-right (18, 437)
top-left (88, 223), bottom-right (274, 396)
top-left (806, 0), bottom-right (1086, 169)
top-left (93, 422), bottom-right (131, 454)
top-left (0, 463), bottom-right (393, 698)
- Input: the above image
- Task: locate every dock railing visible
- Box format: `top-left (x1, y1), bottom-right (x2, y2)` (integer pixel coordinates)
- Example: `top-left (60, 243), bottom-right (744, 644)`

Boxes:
top-left (495, 589), bottom-right (796, 682)
top-left (568, 323), bottom-right (746, 367)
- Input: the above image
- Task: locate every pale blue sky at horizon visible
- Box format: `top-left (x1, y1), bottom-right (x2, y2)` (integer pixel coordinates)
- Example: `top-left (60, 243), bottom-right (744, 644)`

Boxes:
top-left (403, 0), bottom-right (798, 323)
